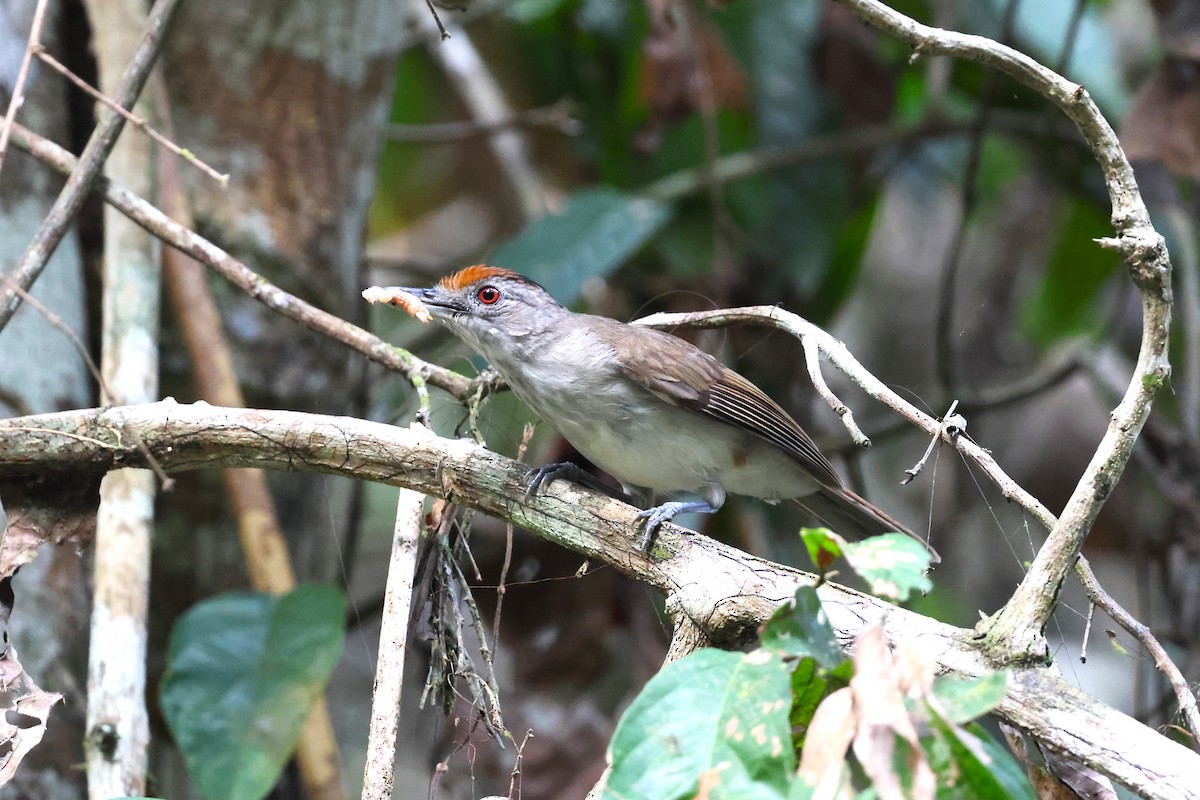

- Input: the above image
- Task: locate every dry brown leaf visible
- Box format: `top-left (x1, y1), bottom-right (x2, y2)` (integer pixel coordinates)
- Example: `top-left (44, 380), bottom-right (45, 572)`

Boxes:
top-left (849, 626), bottom-right (935, 800)
top-left (0, 473), bottom-right (103, 579)
top-left (0, 645), bottom-right (63, 786)
top-left (1122, 60), bottom-right (1200, 181)
top-left (798, 686), bottom-right (856, 788)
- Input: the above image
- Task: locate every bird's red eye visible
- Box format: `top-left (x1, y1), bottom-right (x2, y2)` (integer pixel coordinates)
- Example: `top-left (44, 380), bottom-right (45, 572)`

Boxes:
top-left (477, 286), bottom-right (501, 305)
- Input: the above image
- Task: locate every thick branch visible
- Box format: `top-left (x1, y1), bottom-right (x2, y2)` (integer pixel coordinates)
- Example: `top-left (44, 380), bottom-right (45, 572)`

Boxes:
top-left (0, 402), bottom-right (1195, 798)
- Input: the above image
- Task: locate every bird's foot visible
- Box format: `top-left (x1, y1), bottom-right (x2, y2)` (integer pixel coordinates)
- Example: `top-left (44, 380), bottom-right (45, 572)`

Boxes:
top-left (634, 500), bottom-right (717, 551)
top-left (525, 462), bottom-right (625, 501)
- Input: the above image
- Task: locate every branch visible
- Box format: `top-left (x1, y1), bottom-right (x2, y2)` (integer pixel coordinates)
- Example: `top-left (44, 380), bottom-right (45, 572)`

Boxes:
top-left (5, 123), bottom-right (474, 401)
top-left (0, 0), bottom-right (183, 332)
top-left (633, 305), bottom-right (1056, 531)
top-left (0, 402), bottom-right (1196, 798)
top-left (361, 472), bottom-right (425, 800)
top-left (0, 0), bottom-right (49, 179)
top-left (633, 305), bottom-right (1198, 741)
top-left (413, 2), bottom-right (550, 221)
top-left (830, 0), bottom-right (1173, 665)
top-left (82, 1), bottom-right (164, 793)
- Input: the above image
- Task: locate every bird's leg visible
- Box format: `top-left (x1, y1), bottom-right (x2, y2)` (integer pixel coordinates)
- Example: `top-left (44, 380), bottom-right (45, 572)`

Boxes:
top-left (634, 486), bottom-right (725, 551)
top-left (525, 462), bottom-right (628, 501)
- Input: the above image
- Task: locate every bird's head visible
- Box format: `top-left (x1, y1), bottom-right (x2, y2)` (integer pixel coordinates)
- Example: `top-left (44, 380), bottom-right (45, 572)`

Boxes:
top-left (400, 265), bottom-right (568, 354)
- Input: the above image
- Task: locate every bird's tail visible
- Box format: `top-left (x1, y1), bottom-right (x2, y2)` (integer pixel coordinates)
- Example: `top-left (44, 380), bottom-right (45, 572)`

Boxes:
top-left (795, 486), bottom-right (940, 564)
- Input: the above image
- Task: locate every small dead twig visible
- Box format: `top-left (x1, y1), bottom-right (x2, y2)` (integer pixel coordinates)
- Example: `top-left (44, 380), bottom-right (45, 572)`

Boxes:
top-left (0, 0), bottom-right (184, 333)
top-left (505, 729), bottom-right (534, 800)
top-left (492, 423), bottom-right (534, 651)
top-left (32, 45), bottom-right (229, 187)
top-left (424, 0), bottom-right (451, 40)
top-left (902, 401), bottom-right (965, 485)
top-left (802, 336), bottom-right (869, 446)
top-left (385, 99), bottom-right (578, 142)
top-left (0, 0), bottom-right (50, 179)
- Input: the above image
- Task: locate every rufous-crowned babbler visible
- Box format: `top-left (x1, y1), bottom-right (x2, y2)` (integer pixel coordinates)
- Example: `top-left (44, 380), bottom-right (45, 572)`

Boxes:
top-left (390, 265), bottom-right (937, 562)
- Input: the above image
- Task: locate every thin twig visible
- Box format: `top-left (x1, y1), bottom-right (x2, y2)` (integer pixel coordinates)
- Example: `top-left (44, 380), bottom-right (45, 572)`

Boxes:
top-left (633, 304), bottom-right (1199, 744)
top-left (361, 472), bottom-right (426, 800)
top-left (0, 0), bottom-right (183, 333)
top-left (423, 0), bottom-right (450, 40)
top-left (902, 401), bottom-right (959, 485)
top-left (1081, 600), bottom-right (1094, 663)
top-left (0, 272), bottom-right (112, 402)
top-left (0, 0), bottom-right (50, 180)
top-left (801, 336), bottom-right (868, 446)
top-left (6, 122), bottom-right (474, 400)
top-left (32, 45), bottom-right (229, 187)
top-left (493, 422), bottom-right (533, 651)
top-left (385, 99), bottom-right (578, 142)
top-left (505, 729), bottom-right (533, 800)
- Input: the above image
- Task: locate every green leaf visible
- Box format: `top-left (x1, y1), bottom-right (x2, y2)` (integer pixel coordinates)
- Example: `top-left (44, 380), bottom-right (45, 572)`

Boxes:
top-left (787, 778), bottom-right (817, 800)
top-left (760, 585), bottom-right (844, 670)
top-left (506, 0), bottom-right (572, 23)
top-left (925, 713), bottom-right (1036, 800)
top-left (490, 187), bottom-right (673, 304)
top-left (160, 585), bottom-right (347, 800)
top-left (1018, 197), bottom-right (1118, 346)
top-left (604, 648), bottom-right (795, 800)
top-left (798, 527), bottom-right (844, 575)
top-left (841, 533), bottom-right (932, 601)
top-left (930, 672), bottom-right (1009, 725)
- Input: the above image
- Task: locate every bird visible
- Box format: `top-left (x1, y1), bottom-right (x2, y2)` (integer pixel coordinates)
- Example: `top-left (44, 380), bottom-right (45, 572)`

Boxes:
top-left (391, 265), bottom-right (937, 561)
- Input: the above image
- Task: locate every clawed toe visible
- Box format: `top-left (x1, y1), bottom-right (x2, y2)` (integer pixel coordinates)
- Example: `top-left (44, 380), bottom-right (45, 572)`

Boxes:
top-left (524, 461), bottom-right (587, 500)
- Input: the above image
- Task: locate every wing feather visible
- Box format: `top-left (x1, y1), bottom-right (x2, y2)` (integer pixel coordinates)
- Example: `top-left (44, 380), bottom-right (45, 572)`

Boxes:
top-left (591, 317), bottom-right (841, 487)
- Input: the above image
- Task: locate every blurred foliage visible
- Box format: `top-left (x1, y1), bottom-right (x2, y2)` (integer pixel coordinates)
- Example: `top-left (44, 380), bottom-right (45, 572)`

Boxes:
top-left (160, 585), bottom-right (346, 800)
top-left (359, 0), bottom-right (1196, 795)
top-left (603, 574), bottom-right (1027, 798)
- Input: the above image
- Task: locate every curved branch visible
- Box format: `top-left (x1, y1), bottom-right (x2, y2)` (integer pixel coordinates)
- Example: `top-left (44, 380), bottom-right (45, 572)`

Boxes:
top-left (0, 402), bottom-right (1196, 798)
top-left (633, 305), bottom-right (1198, 742)
top-left (830, 0), bottom-right (1173, 664)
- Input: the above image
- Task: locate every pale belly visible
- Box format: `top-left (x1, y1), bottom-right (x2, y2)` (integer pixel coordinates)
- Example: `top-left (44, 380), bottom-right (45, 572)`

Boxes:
top-left (513, 375), bottom-right (817, 500)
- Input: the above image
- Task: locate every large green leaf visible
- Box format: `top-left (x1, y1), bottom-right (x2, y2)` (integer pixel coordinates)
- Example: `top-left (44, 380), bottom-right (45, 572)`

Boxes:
top-left (489, 187), bottom-right (673, 304)
top-left (604, 648), bottom-right (795, 800)
top-left (930, 672), bottom-right (1008, 725)
top-left (841, 533), bottom-right (933, 602)
top-left (760, 585), bottom-right (845, 670)
top-left (160, 585), bottom-right (347, 800)
top-left (924, 713), bottom-right (1037, 800)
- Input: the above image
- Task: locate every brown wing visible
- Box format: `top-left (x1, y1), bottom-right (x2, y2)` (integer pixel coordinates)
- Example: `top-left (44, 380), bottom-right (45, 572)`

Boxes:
top-left (705, 369), bottom-right (841, 487)
top-left (591, 317), bottom-right (842, 487)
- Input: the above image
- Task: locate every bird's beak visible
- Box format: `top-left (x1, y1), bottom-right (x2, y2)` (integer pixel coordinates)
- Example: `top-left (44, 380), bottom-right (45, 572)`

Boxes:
top-left (394, 286), bottom-right (463, 319)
